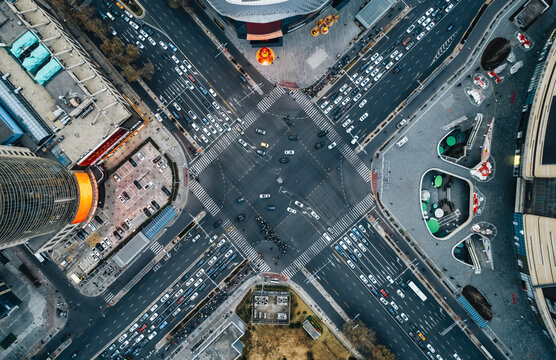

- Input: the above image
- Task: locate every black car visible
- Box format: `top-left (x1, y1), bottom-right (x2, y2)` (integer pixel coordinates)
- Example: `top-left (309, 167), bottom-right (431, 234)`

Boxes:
top-left (318, 130), bottom-right (329, 137)
top-left (279, 157), bottom-right (289, 164)
top-left (236, 214), bottom-right (245, 222)
top-left (314, 141), bottom-right (325, 149)
top-left (161, 186), bottom-right (171, 196)
top-left (350, 88), bottom-right (360, 96)
top-left (255, 128), bottom-right (266, 135)
top-left (143, 207), bottom-right (152, 217)
top-left (151, 200), bottom-right (160, 210)
top-left (94, 215), bottom-right (104, 225)
top-left (122, 191), bottom-right (130, 200)
top-left (95, 243), bottom-right (104, 252)
top-left (176, 96), bottom-right (183, 104)
top-left (202, 99), bottom-right (211, 109)
top-left (153, 155), bottom-right (162, 164)
top-left (288, 135), bottom-right (298, 141)
top-left (113, 230), bottom-right (122, 240)
top-left (162, 53), bottom-right (170, 62)
top-left (121, 222), bottom-right (129, 231)
top-left (116, 227), bottom-right (124, 236)
top-left (329, 92), bottom-right (339, 101)
top-left (129, 158), bottom-right (138, 167)
top-left (133, 180), bottom-right (142, 189)
top-left (214, 219), bottom-right (223, 228)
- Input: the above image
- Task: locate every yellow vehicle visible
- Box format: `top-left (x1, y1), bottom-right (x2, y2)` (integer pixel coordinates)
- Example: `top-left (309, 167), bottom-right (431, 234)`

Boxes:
top-left (260, 142), bottom-right (269, 148)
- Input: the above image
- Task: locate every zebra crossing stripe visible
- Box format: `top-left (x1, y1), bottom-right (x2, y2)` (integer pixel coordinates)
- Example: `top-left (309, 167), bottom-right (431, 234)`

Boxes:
top-left (103, 292), bottom-right (114, 302)
top-left (189, 182), bottom-right (220, 215)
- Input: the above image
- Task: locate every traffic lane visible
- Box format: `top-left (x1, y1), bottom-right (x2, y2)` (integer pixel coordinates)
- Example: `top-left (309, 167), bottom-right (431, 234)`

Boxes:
top-left (308, 250), bottom-right (425, 359)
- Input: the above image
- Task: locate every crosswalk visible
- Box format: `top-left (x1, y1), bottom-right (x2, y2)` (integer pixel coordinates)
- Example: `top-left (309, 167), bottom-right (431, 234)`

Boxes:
top-left (189, 87), bottom-right (286, 175)
top-left (290, 91), bottom-right (371, 182)
top-left (257, 86), bottom-right (286, 112)
top-left (223, 219), bottom-right (270, 272)
top-left (150, 241), bottom-right (164, 255)
top-left (281, 193), bottom-right (375, 279)
top-left (188, 181), bottom-right (221, 216)
top-left (103, 292), bottom-right (115, 303)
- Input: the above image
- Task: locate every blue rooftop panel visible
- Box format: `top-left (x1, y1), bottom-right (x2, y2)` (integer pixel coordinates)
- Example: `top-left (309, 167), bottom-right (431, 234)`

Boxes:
top-left (142, 206), bottom-right (177, 240)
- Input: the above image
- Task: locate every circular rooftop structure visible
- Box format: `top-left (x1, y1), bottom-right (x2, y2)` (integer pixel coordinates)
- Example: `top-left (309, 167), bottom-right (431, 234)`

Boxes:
top-left (480, 37), bottom-right (511, 70)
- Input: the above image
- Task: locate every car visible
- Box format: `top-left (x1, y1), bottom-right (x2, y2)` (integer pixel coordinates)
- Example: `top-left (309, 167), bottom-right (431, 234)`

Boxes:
top-left (279, 157), bottom-right (289, 164)
top-left (379, 297), bottom-right (388, 305)
top-left (158, 40), bottom-right (168, 50)
top-left (238, 138), bottom-right (248, 147)
top-left (396, 289), bottom-right (405, 298)
top-left (370, 287), bottom-right (379, 296)
top-left (401, 313), bottom-right (409, 321)
top-left (393, 65), bottom-right (402, 74)
top-left (190, 292), bottom-right (199, 301)
top-left (259, 193), bottom-right (271, 199)
top-left (129, 323), bottom-right (139, 333)
top-left (390, 301), bottom-right (399, 311)
top-left (406, 24), bottom-right (415, 33)
top-left (353, 248), bottom-right (362, 258)
top-left (310, 210), bottom-right (320, 219)
top-left (314, 141), bottom-right (325, 149)
top-left (354, 76), bottom-right (363, 85)
top-left (138, 324), bottom-right (147, 333)
top-left (174, 66), bottom-right (183, 76)
top-left (347, 259), bottom-right (355, 268)
top-left (200, 134), bottom-right (209, 144)
top-left (427, 344), bottom-right (435, 353)
top-left (323, 105), bottom-right (334, 114)
top-left (361, 78), bottom-right (370, 87)
top-left (255, 128), bottom-right (266, 135)
top-left (256, 149), bottom-right (266, 156)
top-left (339, 84), bottom-right (348, 92)
top-left (327, 142), bottom-right (337, 150)
top-left (213, 219), bottom-right (223, 228)
top-left (416, 32), bottom-right (425, 41)
top-left (395, 52), bottom-right (403, 61)
top-left (426, 22), bottom-right (435, 31)
top-left (188, 73), bottom-right (197, 82)
top-left (171, 55), bottom-right (180, 64)
top-left (334, 95), bottom-right (343, 105)
top-left (353, 93), bottom-right (362, 102)
top-left (417, 16), bottom-right (426, 25)
top-left (386, 275), bottom-right (394, 284)
top-left (149, 312), bottom-right (159, 322)
top-left (346, 125), bottom-right (354, 134)
top-left (342, 118), bottom-right (353, 128)
top-left (286, 207), bottom-right (298, 214)
top-left (385, 61), bottom-right (394, 70)
top-left (320, 100), bottom-right (330, 109)
top-left (446, 24), bottom-right (454, 32)
top-left (208, 126), bottom-right (217, 134)
top-left (374, 55), bottom-right (383, 65)
top-left (288, 134), bottom-right (299, 141)
top-left (373, 72), bottom-right (383, 82)
top-left (359, 113), bottom-right (369, 122)
top-left (390, 50), bottom-right (399, 59)
top-left (396, 136), bottom-right (409, 147)
top-left (418, 332), bottom-right (426, 341)
top-left (260, 142), bottom-right (269, 148)
top-left (147, 331), bottom-right (157, 340)
top-left (380, 289), bottom-right (388, 298)
top-left (129, 21), bottom-right (139, 30)
top-left (422, 17), bottom-right (431, 27)
top-left (446, 3), bottom-right (454, 12)
top-left (365, 64), bottom-right (375, 74)
top-left (387, 307), bottom-right (396, 315)
top-left (341, 97), bottom-right (351, 106)
top-left (284, 149), bottom-right (295, 155)
top-left (452, 353), bottom-right (462, 360)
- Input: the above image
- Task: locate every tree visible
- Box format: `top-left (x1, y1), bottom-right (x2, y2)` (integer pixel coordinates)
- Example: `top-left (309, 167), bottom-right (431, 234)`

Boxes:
top-left (123, 44), bottom-right (140, 64)
top-left (121, 64), bottom-right (141, 82)
top-left (140, 63), bottom-right (155, 81)
top-left (168, 0), bottom-right (181, 9)
top-left (342, 319), bottom-right (376, 356)
top-left (372, 345), bottom-right (396, 360)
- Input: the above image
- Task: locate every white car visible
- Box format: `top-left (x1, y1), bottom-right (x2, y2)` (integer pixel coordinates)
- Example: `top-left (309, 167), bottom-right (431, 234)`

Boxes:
top-left (359, 275), bottom-right (369, 284)
top-left (129, 21), bottom-right (139, 30)
top-left (160, 294), bottom-right (170, 303)
top-left (259, 193), bottom-right (271, 199)
top-left (183, 60), bottom-right (192, 69)
top-left (185, 278), bottom-right (194, 287)
top-left (422, 18), bottom-right (431, 27)
top-left (202, 127), bottom-right (211, 137)
top-left (159, 41), bottom-right (168, 50)
top-left (172, 308), bottom-right (181, 316)
top-left (417, 32), bottom-right (425, 41)
top-left (179, 64), bottom-right (187, 73)
top-left (119, 340), bottom-right (129, 350)
top-left (342, 118), bottom-right (353, 128)
top-left (208, 126), bottom-right (217, 134)
top-left (353, 93), bottom-right (362, 102)
top-left (395, 52), bottom-right (403, 61)
top-left (194, 278), bottom-right (203, 287)
top-left (371, 68), bottom-right (379, 77)
top-left (426, 7), bottom-right (434, 16)
top-left (360, 78), bottom-right (370, 87)
top-left (380, 297), bottom-right (389, 306)
top-left (346, 125), bottom-right (354, 133)
top-left (400, 313), bottom-right (409, 322)
top-left (370, 53), bottom-right (379, 62)
top-left (427, 344), bottom-right (435, 353)
top-left (350, 135), bottom-right (359, 145)
top-left (334, 95), bottom-right (343, 105)
top-left (207, 114), bottom-right (215, 123)
top-left (397, 289), bottom-right (405, 298)
top-left (148, 37), bottom-right (156, 46)
top-left (343, 86), bottom-right (352, 95)
top-left (149, 312), bottom-right (159, 321)
top-left (426, 22), bottom-right (435, 32)
top-left (225, 249), bottom-right (233, 258)
top-left (238, 138), bottom-right (248, 147)
top-left (353, 248), bottom-right (362, 258)
top-left (359, 99), bottom-right (367, 108)
top-left (359, 113), bottom-right (369, 121)
top-left (390, 301), bottom-right (399, 311)
top-left (286, 207), bottom-right (297, 214)
top-left (368, 274), bottom-right (377, 284)
top-left (373, 72), bottom-right (383, 82)
top-left (327, 142), bottom-right (337, 150)
top-left (385, 61), bottom-right (394, 70)
top-left (209, 88), bottom-right (217, 97)
top-left (355, 76), bottom-right (363, 85)
top-left (174, 289), bottom-right (184, 298)
top-left (417, 16), bottom-right (426, 25)
top-left (294, 200), bottom-right (304, 208)
top-left (390, 50), bottom-right (399, 59)
top-left (341, 97), bottom-right (351, 106)
top-left (208, 256), bottom-right (218, 266)
top-left (174, 66), bottom-right (183, 76)
top-left (129, 324), bottom-right (139, 333)
top-left (212, 101), bottom-right (220, 109)
top-left (357, 242), bottom-right (367, 252)
top-left (310, 210), bottom-right (320, 220)
top-left (446, 3), bottom-right (454, 12)
top-left (217, 239), bottom-right (226, 247)
top-left (347, 260), bottom-right (355, 269)
top-left (136, 41), bottom-right (144, 50)
top-left (406, 24), bottom-right (415, 34)
top-left (320, 100), bottom-right (330, 109)
top-left (171, 55), bottom-right (180, 64)
top-left (135, 334), bottom-right (145, 344)
top-left (148, 331), bottom-right (157, 340)
top-left (324, 105), bottom-right (333, 114)
top-left (374, 55), bottom-right (383, 65)
top-left (365, 65), bottom-right (375, 74)
top-left (284, 150), bottom-right (294, 155)
top-left (190, 292), bottom-right (199, 301)
top-left (188, 110), bottom-right (197, 119)
top-left (118, 333), bottom-right (128, 343)
top-left (386, 275), bottom-right (394, 284)
top-left (138, 34), bottom-right (145, 42)
top-left (214, 123), bottom-right (223, 133)
top-left (339, 84), bottom-right (348, 93)
top-left (200, 135), bottom-right (209, 143)
top-left (185, 81), bottom-right (194, 90)
top-left (339, 241), bottom-right (347, 250)
top-left (173, 102), bottom-right (181, 111)
top-left (150, 304), bottom-right (158, 312)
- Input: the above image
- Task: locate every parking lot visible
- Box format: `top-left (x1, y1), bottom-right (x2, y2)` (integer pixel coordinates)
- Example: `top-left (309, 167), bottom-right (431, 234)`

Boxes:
top-left (193, 94), bottom-right (373, 271)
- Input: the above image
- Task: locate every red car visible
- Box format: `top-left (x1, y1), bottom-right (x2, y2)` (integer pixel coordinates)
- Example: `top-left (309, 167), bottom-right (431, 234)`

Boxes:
top-left (177, 296), bottom-right (185, 305)
top-left (138, 324), bottom-right (147, 333)
top-left (188, 74), bottom-right (196, 83)
top-left (402, 37), bottom-right (411, 46)
top-left (380, 289), bottom-right (388, 298)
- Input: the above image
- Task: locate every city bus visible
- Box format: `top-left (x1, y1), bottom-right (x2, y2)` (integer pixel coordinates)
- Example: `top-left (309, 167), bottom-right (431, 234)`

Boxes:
top-left (407, 280), bottom-right (428, 302)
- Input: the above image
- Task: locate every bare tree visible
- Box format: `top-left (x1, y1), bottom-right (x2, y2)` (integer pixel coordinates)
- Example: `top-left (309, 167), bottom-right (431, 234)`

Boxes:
top-left (372, 345), bottom-right (396, 360)
top-left (342, 319), bottom-right (376, 356)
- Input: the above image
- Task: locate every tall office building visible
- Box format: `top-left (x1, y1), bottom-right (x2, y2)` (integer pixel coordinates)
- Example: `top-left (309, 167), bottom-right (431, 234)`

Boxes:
top-left (0, 145), bottom-right (95, 250)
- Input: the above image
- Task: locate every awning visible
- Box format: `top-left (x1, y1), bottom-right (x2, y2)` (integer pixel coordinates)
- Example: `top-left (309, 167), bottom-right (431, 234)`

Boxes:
top-left (246, 20), bottom-right (283, 40)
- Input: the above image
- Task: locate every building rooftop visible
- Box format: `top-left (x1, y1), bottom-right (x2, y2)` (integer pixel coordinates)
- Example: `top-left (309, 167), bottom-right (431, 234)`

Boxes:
top-left (523, 215), bottom-right (556, 286)
top-left (190, 314), bottom-right (246, 360)
top-left (0, 0), bottom-right (131, 166)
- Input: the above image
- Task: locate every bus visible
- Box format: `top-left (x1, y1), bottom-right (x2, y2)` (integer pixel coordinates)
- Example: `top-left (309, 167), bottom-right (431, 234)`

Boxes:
top-left (407, 280), bottom-right (428, 302)
top-left (34, 252), bottom-right (47, 264)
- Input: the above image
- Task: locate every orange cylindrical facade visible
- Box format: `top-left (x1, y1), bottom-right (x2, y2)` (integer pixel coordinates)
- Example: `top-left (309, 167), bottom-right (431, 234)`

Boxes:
top-left (71, 172), bottom-right (94, 224)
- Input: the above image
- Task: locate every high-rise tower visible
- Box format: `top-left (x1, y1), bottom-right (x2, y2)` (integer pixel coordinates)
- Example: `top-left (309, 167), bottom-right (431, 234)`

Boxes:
top-left (0, 145), bottom-right (95, 250)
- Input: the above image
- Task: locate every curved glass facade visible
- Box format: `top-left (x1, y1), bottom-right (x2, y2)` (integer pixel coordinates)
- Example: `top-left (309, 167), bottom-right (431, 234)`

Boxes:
top-left (0, 154), bottom-right (80, 247)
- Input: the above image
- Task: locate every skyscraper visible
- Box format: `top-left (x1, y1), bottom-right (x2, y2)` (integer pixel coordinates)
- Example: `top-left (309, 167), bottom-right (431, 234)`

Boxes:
top-left (0, 145), bottom-right (95, 250)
